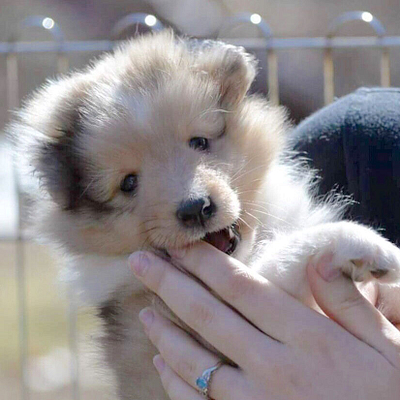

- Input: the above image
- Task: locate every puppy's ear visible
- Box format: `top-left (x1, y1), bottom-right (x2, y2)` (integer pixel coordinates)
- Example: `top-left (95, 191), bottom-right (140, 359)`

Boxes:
top-left (195, 42), bottom-right (257, 107)
top-left (9, 74), bottom-right (92, 210)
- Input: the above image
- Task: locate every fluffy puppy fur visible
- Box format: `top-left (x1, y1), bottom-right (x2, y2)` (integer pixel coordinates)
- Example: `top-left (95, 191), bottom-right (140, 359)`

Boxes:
top-left (9, 30), bottom-right (400, 399)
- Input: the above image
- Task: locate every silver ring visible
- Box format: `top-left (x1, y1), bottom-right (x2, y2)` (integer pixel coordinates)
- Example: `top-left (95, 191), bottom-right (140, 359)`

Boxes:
top-left (195, 361), bottom-right (224, 399)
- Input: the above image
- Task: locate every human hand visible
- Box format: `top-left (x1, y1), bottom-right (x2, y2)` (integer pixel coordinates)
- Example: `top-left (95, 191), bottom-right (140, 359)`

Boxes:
top-left (129, 243), bottom-right (400, 400)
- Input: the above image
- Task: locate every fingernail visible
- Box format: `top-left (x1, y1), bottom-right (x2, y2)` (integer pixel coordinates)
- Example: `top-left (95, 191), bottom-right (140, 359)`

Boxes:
top-left (169, 247), bottom-right (187, 260)
top-left (153, 354), bottom-right (165, 373)
top-left (129, 252), bottom-right (150, 277)
top-left (139, 308), bottom-right (154, 328)
top-left (315, 260), bottom-right (341, 282)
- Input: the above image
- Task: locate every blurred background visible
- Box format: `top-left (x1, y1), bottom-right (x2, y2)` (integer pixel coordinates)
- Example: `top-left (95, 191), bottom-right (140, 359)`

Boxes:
top-left (1, 1), bottom-right (400, 399)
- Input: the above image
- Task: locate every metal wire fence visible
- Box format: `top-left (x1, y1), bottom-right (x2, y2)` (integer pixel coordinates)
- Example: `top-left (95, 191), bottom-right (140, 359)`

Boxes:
top-left (2, 10), bottom-right (400, 400)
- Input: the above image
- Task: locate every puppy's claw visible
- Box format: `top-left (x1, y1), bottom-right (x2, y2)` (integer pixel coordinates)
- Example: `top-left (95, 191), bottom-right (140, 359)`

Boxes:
top-left (370, 269), bottom-right (389, 279)
top-left (315, 223), bottom-right (400, 284)
top-left (350, 259), bottom-right (366, 269)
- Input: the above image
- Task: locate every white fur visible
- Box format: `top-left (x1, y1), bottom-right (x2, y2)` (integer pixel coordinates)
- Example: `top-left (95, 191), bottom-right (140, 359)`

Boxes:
top-left (62, 254), bottom-right (136, 305)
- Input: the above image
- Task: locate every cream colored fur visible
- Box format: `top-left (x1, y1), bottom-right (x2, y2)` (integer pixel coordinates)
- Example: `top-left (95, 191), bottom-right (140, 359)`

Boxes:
top-left (9, 31), bottom-right (400, 399)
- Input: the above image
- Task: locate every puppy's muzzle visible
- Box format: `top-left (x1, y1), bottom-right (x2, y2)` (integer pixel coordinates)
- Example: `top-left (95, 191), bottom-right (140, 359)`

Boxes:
top-left (174, 197), bottom-right (240, 256)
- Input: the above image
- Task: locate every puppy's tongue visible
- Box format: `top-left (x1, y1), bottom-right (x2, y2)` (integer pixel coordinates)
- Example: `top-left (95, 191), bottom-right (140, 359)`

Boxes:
top-left (203, 225), bottom-right (240, 255)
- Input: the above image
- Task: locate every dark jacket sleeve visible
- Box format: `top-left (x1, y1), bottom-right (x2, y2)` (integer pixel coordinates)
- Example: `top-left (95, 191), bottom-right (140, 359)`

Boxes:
top-left (291, 88), bottom-right (400, 244)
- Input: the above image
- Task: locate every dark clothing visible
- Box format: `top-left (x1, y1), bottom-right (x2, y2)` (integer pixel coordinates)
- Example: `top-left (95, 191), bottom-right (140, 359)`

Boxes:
top-left (292, 88), bottom-right (400, 244)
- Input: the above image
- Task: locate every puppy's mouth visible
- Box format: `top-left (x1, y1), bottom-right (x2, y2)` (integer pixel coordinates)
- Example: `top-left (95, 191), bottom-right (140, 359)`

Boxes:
top-left (202, 222), bottom-right (241, 255)
top-left (158, 223), bottom-right (241, 258)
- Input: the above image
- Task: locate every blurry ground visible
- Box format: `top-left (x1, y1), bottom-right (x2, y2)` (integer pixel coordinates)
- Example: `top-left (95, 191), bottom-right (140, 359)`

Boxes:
top-left (0, 241), bottom-right (115, 399)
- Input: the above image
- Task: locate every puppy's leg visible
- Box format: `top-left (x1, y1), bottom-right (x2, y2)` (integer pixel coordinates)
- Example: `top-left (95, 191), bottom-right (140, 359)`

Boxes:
top-left (99, 291), bottom-right (168, 400)
top-left (253, 221), bottom-right (400, 311)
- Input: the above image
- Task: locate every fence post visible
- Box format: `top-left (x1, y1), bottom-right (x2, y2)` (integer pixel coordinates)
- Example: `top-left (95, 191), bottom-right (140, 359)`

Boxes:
top-left (111, 13), bottom-right (164, 39)
top-left (7, 15), bottom-right (66, 400)
top-left (217, 13), bottom-right (279, 105)
top-left (324, 11), bottom-right (388, 105)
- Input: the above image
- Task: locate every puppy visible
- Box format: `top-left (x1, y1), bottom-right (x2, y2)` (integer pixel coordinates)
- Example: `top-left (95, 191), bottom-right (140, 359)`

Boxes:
top-left (9, 30), bottom-right (400, 399)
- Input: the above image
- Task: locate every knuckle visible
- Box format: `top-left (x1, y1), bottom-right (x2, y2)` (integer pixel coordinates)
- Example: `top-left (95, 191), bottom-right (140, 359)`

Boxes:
top-left (166, 382), bottom-right (181, 400)
top-left (151, 260), bottom-right (169, 294)
top-left (151, 324), bottom-right (174, 358)
top-left (174, 359), bottom-right (197, 380)
top-left (188, 299), bottom-right (215, 330)
top-left (148, 316), bottom-right (173, 353)
top-left (294, 325), bottom-right (335, 356)
top-left (147, 321), bottom-right (162, 347)
top-left (250, 340), bottom-right (289, 372)
top-left (162, 372), bottom-right (185, 400)
top-left (247, 345), bottom-right (271, 371)
top-left (157, 339), bottom-right (173, 361)
top-left (334, 291), bottom-right (365, 314)
top-left (160, 371), bottom-right (174, 396)
top-left (254, 354), bottom-right (294, 390)
top-left (308, 333), bottom-right (337, 364)
top-left (270, 362), bottom-right (294, 384)
top-left (225, 267), bottom-right (255, 302)
top-left (187, 247), bottom-right (207, 274)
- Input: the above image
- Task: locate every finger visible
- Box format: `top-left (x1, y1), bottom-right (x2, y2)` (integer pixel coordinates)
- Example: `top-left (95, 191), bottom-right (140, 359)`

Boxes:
top-left (139, 307), bottom-right (242, 399)
top-left (129, 251), bottom-right (284, 369)
top-left (307, 259), bottom-right (400, 367)
top-left (356, 282), bottom-right (400, 329)
top-left (375, 282), bottom-right (400, 326)
top-left (169, 242), bottom-right (329, 344)
top-left (357, 281), bottom-right (378, 306)
top-left (153, 355), bottom-right (204, 400)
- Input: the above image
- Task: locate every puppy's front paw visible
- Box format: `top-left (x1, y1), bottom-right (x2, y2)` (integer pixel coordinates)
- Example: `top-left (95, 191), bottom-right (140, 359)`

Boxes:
top-left (313, 222), bottom-right (400, 284)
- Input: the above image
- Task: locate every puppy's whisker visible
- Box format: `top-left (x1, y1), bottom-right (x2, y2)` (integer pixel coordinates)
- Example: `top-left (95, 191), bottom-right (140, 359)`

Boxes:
top-left (236, 181), bottom-right (266, 191)
top-left (235, 189), bottom-right (263, 196)
top-left (241, 199), bottom-right (286, 212)
top-left (141, 226), bottom-right (161, 237)
top-left (230, 157), bottom-right (256, 181)
top-left (139, 217), bottom-right (174, 227)
top-left (241, 202), bottom-right (277, 213)
top-left (234, 177), bottom-right (264, 187)
top-left (237, 216), bottom-right (252, 230)
top-left (79, 177), bottom-right (96, 199)
top-left (243, 210), bottom-right (264, 227)
top-left (142, 203), bottom-right (171, 210)
top-left (153, 68), bottom-right (172, 78)
top-left (244, 207), bottom-right (292, 226)
top-left (244, 207), bottom-right (282, 218)
top-left (209, 108), bottom-right (232, 114)
top-left (191, 107), bottom-right (232, 124)
top-left (230, 164), bottom-right (269, 184)
top-left (230, 154), bottom-right (266, 180)
top-left (207, 160), bottom-right (232, 170)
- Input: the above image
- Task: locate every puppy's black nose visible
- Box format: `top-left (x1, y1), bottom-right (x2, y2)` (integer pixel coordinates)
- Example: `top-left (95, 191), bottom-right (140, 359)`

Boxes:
top-left (176, 197), bottom-right (216, 227)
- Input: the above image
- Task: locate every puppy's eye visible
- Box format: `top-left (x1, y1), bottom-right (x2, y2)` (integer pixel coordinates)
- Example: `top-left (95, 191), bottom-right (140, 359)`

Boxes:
top-left (120, 174), bottom-right (138, 193)
top-left (189, 137), bottom-right (209, 151)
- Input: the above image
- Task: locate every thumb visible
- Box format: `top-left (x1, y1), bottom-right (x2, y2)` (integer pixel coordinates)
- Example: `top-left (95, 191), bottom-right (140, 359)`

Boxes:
top-left (307, 257), bottom-right (400, 365)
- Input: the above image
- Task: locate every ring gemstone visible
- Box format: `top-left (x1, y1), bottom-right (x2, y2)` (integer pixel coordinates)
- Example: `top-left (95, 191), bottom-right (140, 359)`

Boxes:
top-left (196, 377), bottom-right (208, 390)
